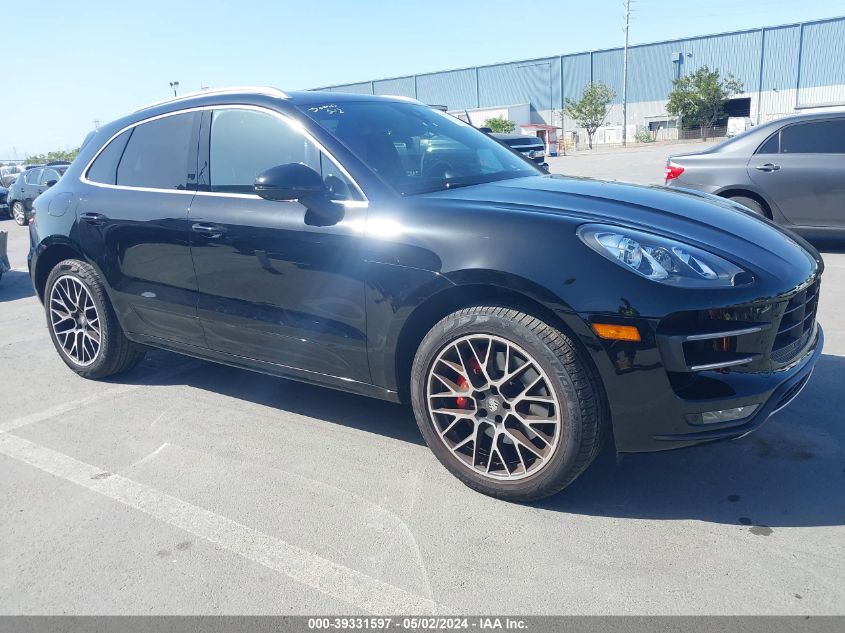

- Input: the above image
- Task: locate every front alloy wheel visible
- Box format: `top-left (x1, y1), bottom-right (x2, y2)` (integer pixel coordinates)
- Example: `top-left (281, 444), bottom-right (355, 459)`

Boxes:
top-left (426, 334), bottom-right (561, 480)
top-left (411, 306), bottom-right (608, 501)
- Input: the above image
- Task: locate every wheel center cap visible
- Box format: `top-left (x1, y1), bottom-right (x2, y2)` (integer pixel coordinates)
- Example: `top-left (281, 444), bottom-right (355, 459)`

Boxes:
top-left (486, 397), bottom-right (500, 413)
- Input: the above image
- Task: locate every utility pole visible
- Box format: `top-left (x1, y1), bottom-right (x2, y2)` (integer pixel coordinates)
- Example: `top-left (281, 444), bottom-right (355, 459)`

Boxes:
top-left (169, 81), bottom-right (180, 97)
top-left (622, 0), bottom-right (631, 147)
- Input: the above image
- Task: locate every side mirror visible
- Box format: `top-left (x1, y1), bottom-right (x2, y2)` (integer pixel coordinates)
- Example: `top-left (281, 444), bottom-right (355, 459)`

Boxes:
top-left (45, 180), bottom-right (58, 188)
top-left (478, 127), bottom-right (493, 134)
top-left (254, 163), bottom-right (325, 202)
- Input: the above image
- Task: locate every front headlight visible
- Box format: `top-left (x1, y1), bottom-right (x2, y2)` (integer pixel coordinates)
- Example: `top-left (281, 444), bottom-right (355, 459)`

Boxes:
top-left (577, 224), bottom-right (752, 287)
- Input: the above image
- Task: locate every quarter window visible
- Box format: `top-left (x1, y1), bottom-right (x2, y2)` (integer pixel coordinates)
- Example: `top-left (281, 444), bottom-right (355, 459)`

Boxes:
top-left (87, 130), bottom-right (132, 185)
top-left (116, 113), bottom-right (197, 189)
top-left (756, 132), bottom-right (779, 155)
top-left (780, 120), bottom-right (845, 154)
top-left (208, 108), bottom-right (359, 199)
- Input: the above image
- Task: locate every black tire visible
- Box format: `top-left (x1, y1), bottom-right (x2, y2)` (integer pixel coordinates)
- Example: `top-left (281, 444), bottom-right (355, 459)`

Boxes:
top-left (11, 201), bottom-right (27, 226)
top-left (411, 306), bottom-right (608, 501)
top-left (44, 259), bottom-right (145, 379)
top-left (729, 195), bottom-right (766, 217)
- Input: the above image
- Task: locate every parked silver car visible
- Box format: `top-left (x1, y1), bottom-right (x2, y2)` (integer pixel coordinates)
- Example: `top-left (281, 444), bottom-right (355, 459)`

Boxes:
top-left (664, 112), bottom-right (845, 238)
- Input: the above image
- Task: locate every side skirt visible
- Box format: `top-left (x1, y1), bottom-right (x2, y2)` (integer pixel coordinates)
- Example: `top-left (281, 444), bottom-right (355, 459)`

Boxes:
top-left (127, 332), bottom-right (402, 403)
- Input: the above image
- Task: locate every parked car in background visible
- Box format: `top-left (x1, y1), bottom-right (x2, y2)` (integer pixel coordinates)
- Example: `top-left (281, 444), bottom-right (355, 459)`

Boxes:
top-left (7, 164), bottom-right (67, 225)
top-left (491, 133), bottom-right (549, 170)
top-left (0, 185), bottom-right (8, 218)
top-left (0, 230), bottom-right (9, 282)
top-left (664, 112), bottom-right (845, 237)
top-left (0, 164), bottom-right (24, 188)
top-left (28, 88), bottom-right (823, 501)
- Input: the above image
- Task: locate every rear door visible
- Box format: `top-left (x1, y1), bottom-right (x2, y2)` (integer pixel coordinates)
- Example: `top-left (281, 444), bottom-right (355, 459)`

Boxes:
top-left (21, 168), bottom-right (42, 210)
top-left (77, 111), bottom-right (205, 345)
top-left (748, 119), bottom-right (845, 228)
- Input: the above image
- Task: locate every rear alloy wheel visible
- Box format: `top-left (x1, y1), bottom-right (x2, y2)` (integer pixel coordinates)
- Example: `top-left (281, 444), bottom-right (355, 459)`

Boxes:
top-left (11, 201), bottom-right (26, 225)
top-left (45, 259), bottom-right (145, 379)
top-left (411, 306), bottom-right (607, 501)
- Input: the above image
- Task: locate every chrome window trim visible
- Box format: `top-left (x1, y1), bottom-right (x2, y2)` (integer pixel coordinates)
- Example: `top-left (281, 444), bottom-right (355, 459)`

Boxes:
top-left (80, 104), bottom-right (368, 203)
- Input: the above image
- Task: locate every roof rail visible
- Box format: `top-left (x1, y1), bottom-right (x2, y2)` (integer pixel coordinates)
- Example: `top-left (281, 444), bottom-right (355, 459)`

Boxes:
top-left (133, 86), bottom-right (288, 113)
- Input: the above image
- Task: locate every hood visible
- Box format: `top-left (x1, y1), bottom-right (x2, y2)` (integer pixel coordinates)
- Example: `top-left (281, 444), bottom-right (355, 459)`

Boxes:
top-left (419, 175), bottom-right (822, 289)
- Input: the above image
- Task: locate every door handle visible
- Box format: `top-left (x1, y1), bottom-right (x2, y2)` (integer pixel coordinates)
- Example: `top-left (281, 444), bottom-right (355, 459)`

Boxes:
top-left (191, 223), bottom-right (226, 238)
top-left (79, 212), bottom-right (107, 224)
top-left (755, 163), bottom-right (780, 172)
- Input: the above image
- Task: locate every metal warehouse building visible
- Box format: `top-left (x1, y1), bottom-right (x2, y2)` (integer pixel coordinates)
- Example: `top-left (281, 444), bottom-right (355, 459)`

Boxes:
top-left (316, 16), bottom-right (845, 149)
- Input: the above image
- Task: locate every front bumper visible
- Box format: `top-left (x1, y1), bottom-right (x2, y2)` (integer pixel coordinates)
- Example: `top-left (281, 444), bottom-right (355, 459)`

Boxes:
top-left (575, 274), bottom-right (824, 453)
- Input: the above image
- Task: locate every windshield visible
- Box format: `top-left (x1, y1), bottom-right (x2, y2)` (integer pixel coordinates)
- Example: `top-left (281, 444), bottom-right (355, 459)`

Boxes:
top-left (299, 101), bottom-right (540, 195)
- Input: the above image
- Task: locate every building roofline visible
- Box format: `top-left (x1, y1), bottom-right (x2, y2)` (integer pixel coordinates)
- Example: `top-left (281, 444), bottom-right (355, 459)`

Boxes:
top-left (312, 14), bottom-right (845, 91)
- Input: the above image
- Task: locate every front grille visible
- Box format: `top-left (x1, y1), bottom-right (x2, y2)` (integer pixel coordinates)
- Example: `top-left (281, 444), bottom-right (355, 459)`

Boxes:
top-left (771, 280), bottom-right (819, 364)
top-left (658, 277), bottom-right (820, 374)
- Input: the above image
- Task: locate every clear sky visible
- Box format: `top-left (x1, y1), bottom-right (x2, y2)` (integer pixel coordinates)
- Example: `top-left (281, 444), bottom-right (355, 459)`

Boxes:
top-left (3, 0), bottom-right (843, 158)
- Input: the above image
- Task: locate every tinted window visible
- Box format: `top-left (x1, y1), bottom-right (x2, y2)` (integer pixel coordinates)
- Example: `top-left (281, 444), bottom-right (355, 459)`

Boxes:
top-left (208, 109), bottom-right (358, 199)
top-left (40, 169), bottom-right (60, 185)
top-left (301, 101), bottom-right (538, 195)
top-left (25, 169), bottom-right (42, 185)
top-left (87, 130), bottom-right (132, 185)
top-left (781, 120), bottom-right (845, 154)
top-left (756, 132), bottom-right (779, 154)
top-left (116, 113), bottom-right (197, 189)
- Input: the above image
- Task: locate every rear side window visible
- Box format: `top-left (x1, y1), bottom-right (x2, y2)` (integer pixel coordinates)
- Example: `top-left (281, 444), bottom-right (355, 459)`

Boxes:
top-left (40, 169), bottom-right (60, 185)
top-left (208, 108), bottom-right (359, 199)
top-left (87, 130), bottom-right (131, 185)
top-left (116, 113), bottom-right (197, 189)
top-left (756, 132), bottom-right (779, 154)
top-left (25, 169), bottom-right (42, 185)
top-left (781, 120), bottom-right (845, 154)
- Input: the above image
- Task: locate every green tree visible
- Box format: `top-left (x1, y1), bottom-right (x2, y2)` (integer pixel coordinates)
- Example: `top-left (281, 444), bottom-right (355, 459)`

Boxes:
top-left (564, 82), bottom-right (615, 149)
top-left (666, 65), bottom-right (743, 141)
top-left (483, 116), bottom-right (515, 134)
top-left (25, 148), bottom-right (80, 164)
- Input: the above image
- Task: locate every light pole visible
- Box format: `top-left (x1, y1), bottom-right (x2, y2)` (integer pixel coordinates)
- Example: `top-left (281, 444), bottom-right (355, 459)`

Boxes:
top-left (169, 81), bottom-right (180, 97)
top-left (622, 0), bottom-right (631, 147)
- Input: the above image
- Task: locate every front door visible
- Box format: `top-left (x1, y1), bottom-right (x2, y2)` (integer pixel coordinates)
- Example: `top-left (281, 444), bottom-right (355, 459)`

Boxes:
top-left (188, 107), bottom-right (370, 381)
top-left (748, 119), bottom-right (845, 228)
top-left (77, 111), bottom-right (205, 345)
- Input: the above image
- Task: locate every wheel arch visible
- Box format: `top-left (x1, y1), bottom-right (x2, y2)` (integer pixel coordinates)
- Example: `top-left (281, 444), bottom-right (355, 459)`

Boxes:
top-left (390, 271), bottom-right (599, 404)
top-left (714, 187), bottom-right (775, 220)
top-left (33, 240), bottom-right (85, 302)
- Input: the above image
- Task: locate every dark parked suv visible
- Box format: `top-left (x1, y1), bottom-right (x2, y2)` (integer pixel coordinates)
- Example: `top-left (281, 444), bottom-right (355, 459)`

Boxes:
top-left (491, 133), bottom-right (549, 170)
top-left (8, 163), bottom-right (67, 225)
top-left (29, 88), bottom-right (823, 500)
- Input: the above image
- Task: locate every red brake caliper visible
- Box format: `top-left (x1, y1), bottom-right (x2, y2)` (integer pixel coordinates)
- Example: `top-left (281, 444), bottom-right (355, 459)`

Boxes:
top-left (455, 358), bottom-right (482, 409)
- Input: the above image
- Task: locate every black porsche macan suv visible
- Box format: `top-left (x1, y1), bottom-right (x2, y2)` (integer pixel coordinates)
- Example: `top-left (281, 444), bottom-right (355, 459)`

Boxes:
top-left (28, 88), bottom-right (823, 500)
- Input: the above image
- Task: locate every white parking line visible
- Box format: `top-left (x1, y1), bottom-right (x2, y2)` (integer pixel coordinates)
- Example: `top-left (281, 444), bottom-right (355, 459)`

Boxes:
top-left (0, 431), bottom-right (439, 614)
top-left (0, 360), bottom-right (204, 433)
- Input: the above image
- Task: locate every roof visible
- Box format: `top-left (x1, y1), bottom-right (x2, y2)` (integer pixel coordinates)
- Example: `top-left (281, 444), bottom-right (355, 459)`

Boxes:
top-left (132, 87), bottom-right (424, 114)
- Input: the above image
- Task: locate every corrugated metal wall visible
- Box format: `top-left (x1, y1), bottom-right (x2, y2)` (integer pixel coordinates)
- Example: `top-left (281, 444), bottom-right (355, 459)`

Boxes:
top-left (373, 76), bottom-right (416, 99)
top-left (798, 19), bottom-right (845, 106)
top-left (315, 16), bottom-right (845, 121)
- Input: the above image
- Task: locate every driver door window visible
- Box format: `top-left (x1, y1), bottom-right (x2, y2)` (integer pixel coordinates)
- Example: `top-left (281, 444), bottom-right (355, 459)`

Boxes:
top-left (208, 109), bottom-right (359, 200)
